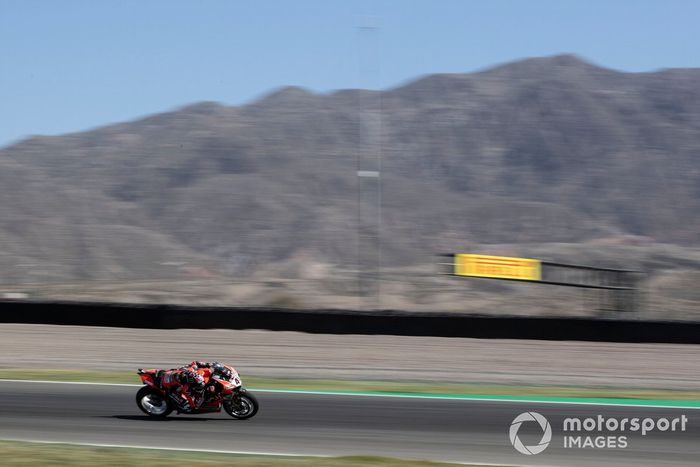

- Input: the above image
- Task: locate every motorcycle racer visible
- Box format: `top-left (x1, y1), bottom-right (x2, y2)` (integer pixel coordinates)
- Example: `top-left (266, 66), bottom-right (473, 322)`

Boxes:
top-left (164, 361), bottom-right (236, 410)
top-left (160, 366), bottom-right (206, 412)
top-left (136, 364), bottom-right (259, 419)
top-left (187, 360), bottom-right (234, 380)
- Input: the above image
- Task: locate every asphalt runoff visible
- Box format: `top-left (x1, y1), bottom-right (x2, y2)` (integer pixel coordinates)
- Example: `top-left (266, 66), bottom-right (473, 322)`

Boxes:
top-left (0, 381), bottom-right (697, 466)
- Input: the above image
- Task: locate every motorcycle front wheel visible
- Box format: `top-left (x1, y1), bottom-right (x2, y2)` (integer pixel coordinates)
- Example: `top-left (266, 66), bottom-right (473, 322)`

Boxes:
top-left (224, 391), bottom-right (259, 419)
top-left (136, 386), bottom-right (173, 418)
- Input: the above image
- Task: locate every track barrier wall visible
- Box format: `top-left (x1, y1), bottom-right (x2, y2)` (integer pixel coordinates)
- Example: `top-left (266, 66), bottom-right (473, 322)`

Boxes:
top-left (0, 300), bottom-right (699, 344)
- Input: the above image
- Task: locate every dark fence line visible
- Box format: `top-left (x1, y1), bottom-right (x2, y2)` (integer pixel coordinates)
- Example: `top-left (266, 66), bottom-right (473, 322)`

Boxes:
top-left (0, 300), bottom-right (699, 344)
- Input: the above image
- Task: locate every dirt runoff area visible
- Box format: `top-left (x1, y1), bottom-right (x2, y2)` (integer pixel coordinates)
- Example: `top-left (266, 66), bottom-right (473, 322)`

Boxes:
top-left (1, 324), bottom-right (699, 390)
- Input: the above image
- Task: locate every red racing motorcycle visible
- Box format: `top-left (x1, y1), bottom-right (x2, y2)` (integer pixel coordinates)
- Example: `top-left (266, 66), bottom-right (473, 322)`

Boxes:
top-left (135, 365), bottom-right (259, 419)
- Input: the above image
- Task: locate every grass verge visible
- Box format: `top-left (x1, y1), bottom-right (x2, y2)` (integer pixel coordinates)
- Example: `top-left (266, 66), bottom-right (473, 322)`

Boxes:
top-left (0, 368), bottom-right (698, 401)
top-left (0, 441), bottom-right (477, 467)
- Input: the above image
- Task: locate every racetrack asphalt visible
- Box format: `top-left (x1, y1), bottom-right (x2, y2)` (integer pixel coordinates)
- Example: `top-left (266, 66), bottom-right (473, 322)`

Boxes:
top-left (0, 381), bottom-right (698, 466)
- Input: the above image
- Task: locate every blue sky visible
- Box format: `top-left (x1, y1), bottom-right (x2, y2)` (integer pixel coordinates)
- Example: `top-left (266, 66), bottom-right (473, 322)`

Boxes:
top-left (1, 0), bottom-right (698, 147)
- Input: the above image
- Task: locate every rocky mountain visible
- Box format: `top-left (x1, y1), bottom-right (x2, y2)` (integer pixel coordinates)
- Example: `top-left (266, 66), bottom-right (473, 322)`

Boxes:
top-left (2, 54), bottom-right (700, 287)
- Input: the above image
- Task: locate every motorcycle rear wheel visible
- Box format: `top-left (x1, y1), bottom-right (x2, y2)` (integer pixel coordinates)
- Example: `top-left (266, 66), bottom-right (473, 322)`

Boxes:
top-left (136, 386), bottom-right (173, 418)
top-left (224, 391), bottom-right (259, 419)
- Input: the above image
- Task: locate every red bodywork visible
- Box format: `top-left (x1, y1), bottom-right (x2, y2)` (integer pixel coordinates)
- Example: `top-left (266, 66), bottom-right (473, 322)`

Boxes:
top-left (137, 366), bottom-right (240, 414)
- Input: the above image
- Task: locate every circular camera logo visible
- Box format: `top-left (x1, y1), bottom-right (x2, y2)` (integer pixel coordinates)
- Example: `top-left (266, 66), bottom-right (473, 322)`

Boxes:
top-left (509, 412), bottom-right (552, 455)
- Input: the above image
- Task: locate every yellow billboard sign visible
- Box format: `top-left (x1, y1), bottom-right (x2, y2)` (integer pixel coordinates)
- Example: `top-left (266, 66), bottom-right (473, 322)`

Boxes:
top-left (454, 254), bottom-right (541, 281)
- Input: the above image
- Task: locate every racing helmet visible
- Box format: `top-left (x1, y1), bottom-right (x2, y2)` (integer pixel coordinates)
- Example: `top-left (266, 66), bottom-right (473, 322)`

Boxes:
top-left (212, 362), bottom-right (232, 379)
top-left (180, 369), bottom-right (205, 389)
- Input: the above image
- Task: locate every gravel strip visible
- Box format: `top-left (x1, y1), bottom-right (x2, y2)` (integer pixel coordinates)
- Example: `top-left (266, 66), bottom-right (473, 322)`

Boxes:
top-left (1, 324), bottom-right (699, 390)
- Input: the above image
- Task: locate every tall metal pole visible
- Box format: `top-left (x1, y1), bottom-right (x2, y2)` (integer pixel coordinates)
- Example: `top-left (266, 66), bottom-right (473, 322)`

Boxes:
top-left (356, 18), bottom-right (381, 310)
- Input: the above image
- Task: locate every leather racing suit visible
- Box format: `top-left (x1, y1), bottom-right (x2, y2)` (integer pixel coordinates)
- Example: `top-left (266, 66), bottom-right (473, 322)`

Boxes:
top-left (160, 366), bottom-right (206, 412)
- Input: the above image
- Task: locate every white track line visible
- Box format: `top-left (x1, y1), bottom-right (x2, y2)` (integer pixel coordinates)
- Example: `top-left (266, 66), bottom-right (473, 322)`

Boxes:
top-left (0, 438), bottom-right (321, 458)
top-left (0, 438), bottom-right (523, 467)
top-left (1, 379), bottom-right (699, 409)
top-left (0, 378), bottom-right (137, 387)
top-left (251, 389), bottom-right (700, 409)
